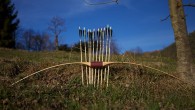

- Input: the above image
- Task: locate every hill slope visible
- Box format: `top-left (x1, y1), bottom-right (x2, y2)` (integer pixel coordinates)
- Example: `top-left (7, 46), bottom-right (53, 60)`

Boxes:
top-left (0, 48), bottom-right (195, 109)
top-left (161, 31), bottom-right (195, 59)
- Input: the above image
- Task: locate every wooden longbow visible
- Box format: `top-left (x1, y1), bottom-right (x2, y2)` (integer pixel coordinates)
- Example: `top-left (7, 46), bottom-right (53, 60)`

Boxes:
top-left (11, 62), bottom-right (184, 86)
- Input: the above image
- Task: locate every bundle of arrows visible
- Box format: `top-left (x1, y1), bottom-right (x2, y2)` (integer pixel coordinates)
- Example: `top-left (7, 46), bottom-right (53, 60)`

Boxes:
top-left (79, 25), bottom-right (113, 87)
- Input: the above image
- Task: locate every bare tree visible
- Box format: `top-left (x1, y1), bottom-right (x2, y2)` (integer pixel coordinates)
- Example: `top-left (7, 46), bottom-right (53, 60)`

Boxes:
top-left (23, 29), bottom-right (35, 51)
top-left (169, 0), bottom-right (194, 82)
top-left (48, 16), bottom-right (66, 50)
top-left (31, 32), bottom-right (53, 51)
top-left (20, 29), bottom-right (53, 51)
top-left (110, 39), bottom-right (120, 55)
top-left (41, 33), bottom-right (54, 50)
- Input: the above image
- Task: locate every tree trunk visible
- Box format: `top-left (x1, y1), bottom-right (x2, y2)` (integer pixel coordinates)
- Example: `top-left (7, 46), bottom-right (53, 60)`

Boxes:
top-left (55, 35), bottom-right (59, 50)
top-left (169, 0), bottom-right (194, 82)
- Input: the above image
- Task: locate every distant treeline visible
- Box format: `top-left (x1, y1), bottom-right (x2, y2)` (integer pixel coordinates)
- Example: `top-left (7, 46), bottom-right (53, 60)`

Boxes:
top-left (15, 28), bottom-right (120, 54)
top-left (58, 40), bottom-right (120, 55)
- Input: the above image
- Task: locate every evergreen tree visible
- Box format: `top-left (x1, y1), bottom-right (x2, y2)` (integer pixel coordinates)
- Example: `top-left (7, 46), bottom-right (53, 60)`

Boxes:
top-left (0, 0), bottom-right (19, 48)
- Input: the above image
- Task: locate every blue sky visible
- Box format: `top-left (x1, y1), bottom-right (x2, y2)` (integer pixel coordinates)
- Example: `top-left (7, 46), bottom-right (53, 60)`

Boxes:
top-left (12, 0), bottom-right (195, 52)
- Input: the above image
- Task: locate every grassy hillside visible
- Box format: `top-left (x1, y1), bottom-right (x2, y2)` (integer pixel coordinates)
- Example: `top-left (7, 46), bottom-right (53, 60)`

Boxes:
top-left (160, 31), bottom-right (195, 59)
top-left (0, 48), bottom-right (195, 109)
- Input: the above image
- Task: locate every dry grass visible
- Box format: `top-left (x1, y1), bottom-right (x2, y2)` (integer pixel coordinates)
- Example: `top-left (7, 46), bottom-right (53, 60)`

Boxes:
top-left (0, 48), bottom-right (195, 109)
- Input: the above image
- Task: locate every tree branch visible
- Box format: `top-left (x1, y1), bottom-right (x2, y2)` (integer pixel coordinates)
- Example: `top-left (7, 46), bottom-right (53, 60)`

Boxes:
top-left (161, 3), bottom-right (195, 22)
top-left (83, 0), bottom-right (119, 5)
top-left (183, 4), bottom-right (195, 7)
top-left (160, 15), bottom-right (170, 22)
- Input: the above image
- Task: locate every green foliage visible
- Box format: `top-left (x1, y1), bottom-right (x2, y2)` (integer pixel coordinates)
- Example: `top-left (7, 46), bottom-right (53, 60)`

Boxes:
top-left (0, 0), bottom-right (19, 48)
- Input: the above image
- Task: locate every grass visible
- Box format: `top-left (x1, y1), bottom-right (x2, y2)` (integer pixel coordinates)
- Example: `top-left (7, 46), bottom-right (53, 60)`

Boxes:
top-left (0, 48), bottom-right (195, 109)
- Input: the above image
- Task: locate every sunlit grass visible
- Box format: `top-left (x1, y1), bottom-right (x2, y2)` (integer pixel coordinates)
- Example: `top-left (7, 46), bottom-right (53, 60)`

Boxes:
top-left (0, 48), bottom-right (195, 109)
